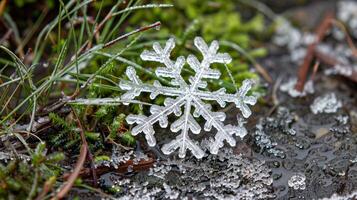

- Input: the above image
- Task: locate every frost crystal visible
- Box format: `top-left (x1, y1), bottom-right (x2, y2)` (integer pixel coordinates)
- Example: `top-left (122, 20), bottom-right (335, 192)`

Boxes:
top-left (254, 122), bottom-right (285, 158)
top-left (105, 148), bottom-right (273, 200)
top-left (120, 37), bottom-right (257, 158)
top-left (288, 173), bottom-right (306, 190)
top-left (280, 77), bottom-right (314, 97)
top-left (338, 1), bottom-right (357, 38)
top-left (310, 93), bottom-right (342, 114)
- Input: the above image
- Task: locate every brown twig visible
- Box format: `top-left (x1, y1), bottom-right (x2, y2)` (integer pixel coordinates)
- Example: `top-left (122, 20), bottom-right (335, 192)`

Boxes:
top-left (315, 50), bottom-right (357, 83)
top-left (310, 61), bottom-right (320, 82)
top-left (295, 12), bottom-right (334, 92)
top-left (0, 29), bottom-right (12, 44)
top-left (52, 109), bottom-right (89, 200)
top-left (52, 140), bottom-right (87, 199)
top-left (254, 63), bottom-right (273, 84)
top-left (63, 157), bottom-right (155, 180)
top-left (330, 19), bottom-right (357, 57)
top-left (35, 177), bottom-right (56, 200)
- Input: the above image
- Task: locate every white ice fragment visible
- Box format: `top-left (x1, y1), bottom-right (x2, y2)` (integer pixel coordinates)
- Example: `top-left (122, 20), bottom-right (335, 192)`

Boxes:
top-left (273, 18), bottom-right (316, 51)
top-left (338, 1), bottom-right (357, 38)
top-left (335, 115), bottom-right (349, 125)
top-left (324, 64), bottom-right (354, 76)
top-left (254, 123), bottom-right (285, 158)
top-left (273, 19), bottom-right (302, 50)
top-left (119, 37), bottom-right (257, 158)
top-left (280, 77), bottom-right (314, 97)
top-left (163, 183), bottom-right (180, 199)
top-left (310, 93), bottom-right (342, 114)
top-left (288, 173), bottom-right (306, 190)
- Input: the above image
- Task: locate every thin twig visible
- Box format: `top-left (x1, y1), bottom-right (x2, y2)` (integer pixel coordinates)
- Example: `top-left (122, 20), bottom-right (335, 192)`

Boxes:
top-left (267, 75), bottom-right (283, 116)
top-left (310, 61), bottom-right (320, 82)
top-left (52, 109), bottom-right (89, 200)
top-left (0, 29), bottom-right (12, 44)
top-left (314, 50), bottom-right (357, 83)
top-left (295, 12), bottom-right (334, 92)
top-left (63, 157), bottom-right (155, 180)
top-left (35, 177), bottom-right (56, 200)
top-left (330, 19), bottom-right (357, 57)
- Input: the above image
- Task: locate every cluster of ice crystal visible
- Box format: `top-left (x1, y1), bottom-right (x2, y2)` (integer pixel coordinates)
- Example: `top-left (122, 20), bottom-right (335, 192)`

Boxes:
top-left (337, 1), bottom-right (357, 38)
top-left (320, 191), bottom-right (357, 200)
top-left (106, 148), bottom-right (273, 200)
top-left (120, 37), bottom-right (257, 158)
top-left (317, 44), bottom-right (357, 77)
top-left (95, 146), bottom-right (149, 170)
top-left (280, 77), bottom-right (314, 97)
top-left (330, 115), bottom-right (351, 135)
top-left (273, 4), bottom-right (357, 82)
top-left (254, 122), bottom-right (285, 158)
top-left (265, 107), bottom-right (297, 136)
top-left (310, 93), bottom-right (342, 114)
top-left (288, 173), bottom-right (306, 190)
top-left (335, 115), bottom-right (349, 125)
top-left (273, 18), bottom-right (316, 64)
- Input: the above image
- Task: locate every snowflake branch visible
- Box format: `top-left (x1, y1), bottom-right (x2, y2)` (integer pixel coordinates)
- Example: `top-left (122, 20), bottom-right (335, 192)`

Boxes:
top-left (188, 37), bottom-right (232, 90)
top-left (195, 79), bottom-right (257, 118)
top-left (192, 97), bottom-right (241, 154)
top-left (140, 38), bottom-right (188, 87)
top-left (119, 66), bottom-right (184, 100)
top-left (161, 97), bottom-right (204, 159)
top-left (126, 96), bottom-right (187, 146)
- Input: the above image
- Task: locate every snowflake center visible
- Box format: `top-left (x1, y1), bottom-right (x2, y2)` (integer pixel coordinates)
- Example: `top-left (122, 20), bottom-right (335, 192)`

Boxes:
top-left (119, 37), bottom-right (258, 158)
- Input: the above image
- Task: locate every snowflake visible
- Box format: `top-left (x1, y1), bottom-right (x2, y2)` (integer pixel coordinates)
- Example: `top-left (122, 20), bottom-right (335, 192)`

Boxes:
top-left (119, 37), bottom-right (257, 158)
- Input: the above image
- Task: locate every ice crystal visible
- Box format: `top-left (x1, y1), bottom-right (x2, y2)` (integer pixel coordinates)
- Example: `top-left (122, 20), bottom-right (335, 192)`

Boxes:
top-left (288, 173), bottom-right (306, 190)
top-left (120, 37), bottom-right (257, 158)
top-left (104, 148), bottom-right (273, 200)
top-left (310, 93), bottom-right (342, 114)
top-left (254, 122), bottom-right (285, 158)
top-left (337, 1), bottom-right (357, 38)
top-left (273, 7), bottom-right (357, 80)
top-left (320, 191), bottom-right (357, 200)
top-left (280, 77), bottom-right (314, 97)
top-left (273, 18), bottom-right (316, 64)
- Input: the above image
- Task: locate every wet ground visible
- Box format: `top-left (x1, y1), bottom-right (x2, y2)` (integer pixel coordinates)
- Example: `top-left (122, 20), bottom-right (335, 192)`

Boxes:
top-left (252, 52), bottom-right (357, 199)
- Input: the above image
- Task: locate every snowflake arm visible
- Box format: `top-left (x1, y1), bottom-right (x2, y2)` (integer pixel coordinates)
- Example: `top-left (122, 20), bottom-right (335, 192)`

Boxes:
top-left (194, 79), bottom-right (257, 118)
top-left (140, 38), bottom-right (187, 87)
top-left (126, 96), bottom-right (186, 146)
top-left (161, 97), bottom-right (205, 159)
top-left (192, 97), bottom-right (248, 154)
top-left (119, 66), bottom-right (184, 101)
top-left (187, 37), bottom-right (232, 90)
